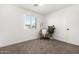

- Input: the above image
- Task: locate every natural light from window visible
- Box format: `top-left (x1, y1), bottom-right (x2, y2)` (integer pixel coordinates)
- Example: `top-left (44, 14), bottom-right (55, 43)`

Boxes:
top-left (24, 15), bottom-right (37, 29)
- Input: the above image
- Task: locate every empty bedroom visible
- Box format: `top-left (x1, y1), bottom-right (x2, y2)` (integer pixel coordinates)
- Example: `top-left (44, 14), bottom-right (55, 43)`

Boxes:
top-left (0, 4), bottom-right (79, 54)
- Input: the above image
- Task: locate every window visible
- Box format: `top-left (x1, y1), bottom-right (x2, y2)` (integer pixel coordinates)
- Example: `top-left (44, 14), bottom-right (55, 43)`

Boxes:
top-left (24, 16), bottom-right (37, 29)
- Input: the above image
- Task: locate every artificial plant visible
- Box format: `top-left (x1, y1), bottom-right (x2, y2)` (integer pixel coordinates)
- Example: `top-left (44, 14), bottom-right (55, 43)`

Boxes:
top-left (47, 25), bottom-right (55, 38)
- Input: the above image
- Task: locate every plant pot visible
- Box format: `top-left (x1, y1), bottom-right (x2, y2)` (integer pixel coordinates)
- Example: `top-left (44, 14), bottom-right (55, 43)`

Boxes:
top-left (50, 37), bottom-right (53, 39)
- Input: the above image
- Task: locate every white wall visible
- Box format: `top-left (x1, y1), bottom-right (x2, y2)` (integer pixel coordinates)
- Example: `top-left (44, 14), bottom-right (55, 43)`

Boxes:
top-left (0, 5), bottom-right (44, 47)
top-left (44, 5), bottom-right (79, 46)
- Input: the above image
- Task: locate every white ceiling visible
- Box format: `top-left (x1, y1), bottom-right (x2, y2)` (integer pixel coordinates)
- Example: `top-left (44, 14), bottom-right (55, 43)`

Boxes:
top-left (16, 4), bottom-right (73, 15)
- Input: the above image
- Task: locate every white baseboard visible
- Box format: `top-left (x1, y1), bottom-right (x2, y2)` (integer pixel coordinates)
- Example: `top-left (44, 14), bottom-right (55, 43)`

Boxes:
top-left (54, 38), bottom-right (79, 46)
top-left (0, 38), bottom-right (39, 48)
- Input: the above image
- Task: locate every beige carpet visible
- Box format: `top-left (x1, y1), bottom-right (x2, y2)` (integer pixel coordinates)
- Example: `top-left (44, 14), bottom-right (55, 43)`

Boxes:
top-left (0, 39), bottom-right (79, 54)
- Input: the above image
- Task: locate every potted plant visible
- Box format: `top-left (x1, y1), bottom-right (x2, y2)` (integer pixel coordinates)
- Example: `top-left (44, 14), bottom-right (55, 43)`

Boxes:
top-left (47, 25), bottom-right (55, 39)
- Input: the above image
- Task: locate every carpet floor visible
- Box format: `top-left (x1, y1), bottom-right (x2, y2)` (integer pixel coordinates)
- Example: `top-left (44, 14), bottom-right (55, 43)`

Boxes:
top-left (0, 39), bottom-right (79, 54)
